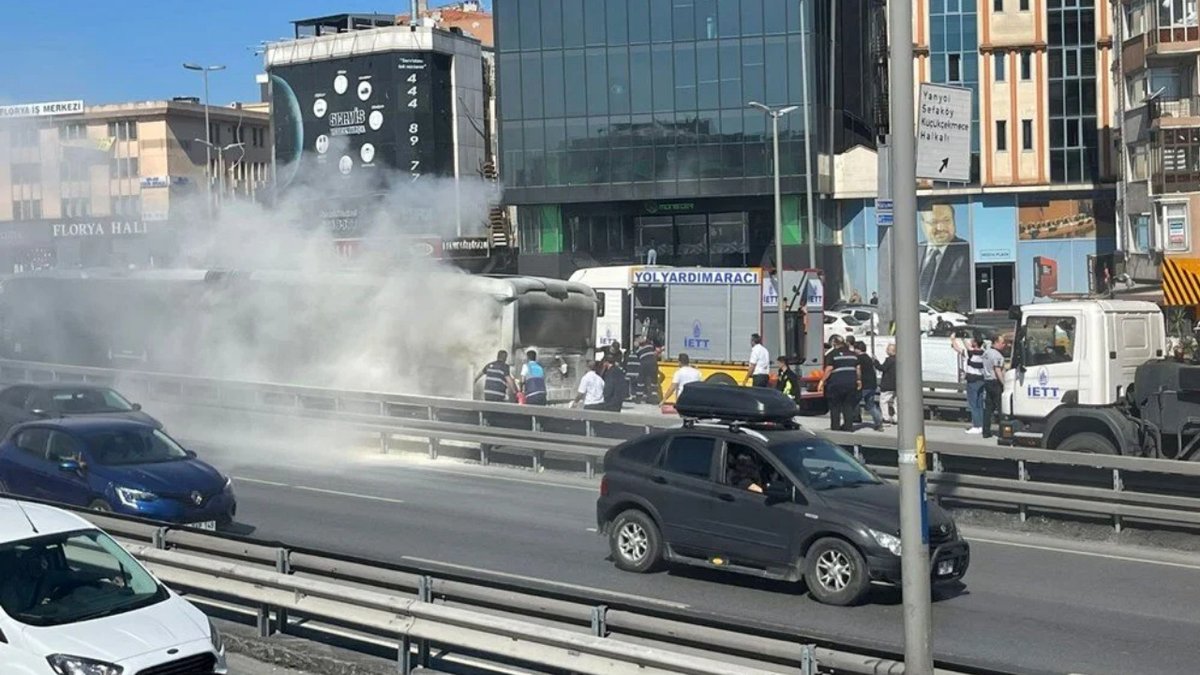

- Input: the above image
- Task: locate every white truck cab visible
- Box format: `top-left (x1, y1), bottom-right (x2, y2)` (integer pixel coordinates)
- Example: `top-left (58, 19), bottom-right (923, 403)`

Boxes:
top-left (0, 499), bottom-right (228, 674)
top-left (1000, 300), bottom-right (1168, 454)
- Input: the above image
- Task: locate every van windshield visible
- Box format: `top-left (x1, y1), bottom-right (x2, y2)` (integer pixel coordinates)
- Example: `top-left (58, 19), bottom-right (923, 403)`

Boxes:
top-left (768, 438), bottom-right (881, 490)
top-left (0, 529), bottom-right (166, 627)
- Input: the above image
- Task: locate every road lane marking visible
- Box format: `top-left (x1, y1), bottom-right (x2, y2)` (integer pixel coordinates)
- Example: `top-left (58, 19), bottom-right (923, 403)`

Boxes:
top-left (235, 477), bottom-right (289, 487)
top-left (371, 463), bottom-right (599, 493)
top-left (969, 536), bottom-right (1200, 571)
top-left (234, 476), bottom-right (404, 505)
top-left (400, 556), bottom-right (691, 609)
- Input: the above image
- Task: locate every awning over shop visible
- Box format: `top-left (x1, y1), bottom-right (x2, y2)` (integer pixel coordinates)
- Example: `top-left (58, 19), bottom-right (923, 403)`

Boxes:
top-left (1162, 258), bottom-right (1200, 306)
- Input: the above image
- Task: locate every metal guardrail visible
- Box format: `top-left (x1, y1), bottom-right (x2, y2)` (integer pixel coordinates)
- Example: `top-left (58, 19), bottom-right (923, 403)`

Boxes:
top-left (69, 508), bottom-right (1013, 675)
top-left (5, 360), bottom-right (1200, 533)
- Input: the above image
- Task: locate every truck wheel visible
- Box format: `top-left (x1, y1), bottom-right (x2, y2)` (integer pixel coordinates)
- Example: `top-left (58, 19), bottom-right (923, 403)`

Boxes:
top-left (705, 373), bottom-right (738, 386)
top-left (609, 509), bottom-right (663, 573)
top-left (1057, 432), bottom-right (1117, 455)
top-left (804, 537), bottom-right (871, 606)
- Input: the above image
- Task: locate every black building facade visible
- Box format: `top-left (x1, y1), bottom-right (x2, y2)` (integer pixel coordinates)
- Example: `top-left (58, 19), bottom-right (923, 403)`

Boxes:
top-left (495, 0), bottom-right (876, 277)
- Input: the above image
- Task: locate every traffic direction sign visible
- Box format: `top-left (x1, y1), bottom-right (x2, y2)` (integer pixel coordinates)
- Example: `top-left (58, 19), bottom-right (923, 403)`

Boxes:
top-left (915, 83), bottom-right (972, 183)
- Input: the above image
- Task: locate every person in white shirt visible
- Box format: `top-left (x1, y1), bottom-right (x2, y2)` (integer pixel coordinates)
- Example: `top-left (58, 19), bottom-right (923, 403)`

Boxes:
top-left (662, 353), bottom-right (702, 402)
top-left (742, 333), bottom-right (771, 387)
top-left (573, 360), bottom-right (607, 410)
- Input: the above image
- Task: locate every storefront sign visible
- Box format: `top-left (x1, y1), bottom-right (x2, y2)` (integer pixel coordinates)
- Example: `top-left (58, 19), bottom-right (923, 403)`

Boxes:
top-left (442, 236), bottom-right (491, 259)
top-left (140, 176), bottom-right (170, 188)
top-left (1168, 219), bottom-right (1188, 250)
top-left (51, 221), bottom-right (148, 238)
top-left (0, 100), bottom-right (84, 119)
top-left (643, 201), bottom-right (695, 215)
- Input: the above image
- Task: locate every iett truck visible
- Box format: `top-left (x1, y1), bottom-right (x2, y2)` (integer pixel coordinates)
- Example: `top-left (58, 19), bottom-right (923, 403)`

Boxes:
top-left (998, 299), bottom-right (1200, 460)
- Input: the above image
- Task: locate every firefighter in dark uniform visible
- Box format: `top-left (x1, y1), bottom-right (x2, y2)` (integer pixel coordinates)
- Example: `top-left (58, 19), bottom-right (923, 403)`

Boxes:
top-left (821, 336), bottom-right (861, 431)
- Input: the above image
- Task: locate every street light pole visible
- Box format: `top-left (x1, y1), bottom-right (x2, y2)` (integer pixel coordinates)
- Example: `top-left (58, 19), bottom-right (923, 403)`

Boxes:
top-left (194, 140), bottom-right (244, 213)
top-left (749, 101), bottom-right (799, 360)
top-left (183, 63), bottom-right (225, 221)
top-left (888, 0), bottom-right (935, 670)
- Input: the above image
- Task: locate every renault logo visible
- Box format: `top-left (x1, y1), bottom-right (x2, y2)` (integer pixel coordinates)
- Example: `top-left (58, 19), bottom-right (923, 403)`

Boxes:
top-left (190, 491), bottom-right (203, 506)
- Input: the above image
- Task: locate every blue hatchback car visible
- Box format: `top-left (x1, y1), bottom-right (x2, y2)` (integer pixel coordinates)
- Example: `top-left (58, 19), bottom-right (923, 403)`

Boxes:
top-left (0, 417), bottom-right (236, 529)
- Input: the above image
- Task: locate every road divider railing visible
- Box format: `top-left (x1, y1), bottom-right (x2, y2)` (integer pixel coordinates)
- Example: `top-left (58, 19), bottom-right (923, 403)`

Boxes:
top-left (71, 507), bottom-right (1015, 675)
top-left (5, 359), bottom-right (1200, 533)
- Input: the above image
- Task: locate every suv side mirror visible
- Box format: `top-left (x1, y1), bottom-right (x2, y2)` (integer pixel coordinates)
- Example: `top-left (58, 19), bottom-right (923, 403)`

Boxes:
top-left (184, 449), bottom-right (197, 459)
top-left (764, 481), bottom-right (794, 504)
top-left (132, 403), bottom-right (142, 411)
top-left (58, 459), bottom-right (82, 474)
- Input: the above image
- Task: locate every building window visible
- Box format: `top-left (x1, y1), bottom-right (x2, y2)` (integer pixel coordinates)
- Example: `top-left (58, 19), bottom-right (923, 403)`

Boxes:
top-left (993, 0), bottom-right (1003, 11)
top-left (996, 120), bottom-right (1008, 151)
top-left (1022, 120), bottom-right (1034, 150)
top-left (1048, 0), bottom-right (1098, 183)
top-left (60, 160), bottom-right (89, 183)
top-left (1020, 0), bottom-right (1030, 10)
top-left (60, 198), bottom-right (90, 219)
top-left (13, 199), bottom-right (42, 220)
top-left (112, 195), bottom-right (140, 217)
top-left (58, 123), bottom-right (85, 141)
top-left (995, 53), bottom-right (1006, 81)
top-left (948, 54), bottom-right (962, 82)
top-left (110, 157), bottom-right (139, 179)
top-left (1020, 51), bottom-right (1032, 80)
top-left (106, 120), bottom-right (138, 141)
top-left (11, 127), bottom-right (39, 148)
top-left (1164, 202), bottom-right (1190, 252)
top-left (11, 163), bottom-right (40, 184)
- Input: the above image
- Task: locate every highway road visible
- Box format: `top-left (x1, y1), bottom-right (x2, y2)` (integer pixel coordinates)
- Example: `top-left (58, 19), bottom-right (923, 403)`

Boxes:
top-left (185, 437), bottom-right (1200, 675)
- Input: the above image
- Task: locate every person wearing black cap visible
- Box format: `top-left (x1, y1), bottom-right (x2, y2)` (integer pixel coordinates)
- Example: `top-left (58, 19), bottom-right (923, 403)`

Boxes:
top-left (822, 335), bottom-right (861, 431)
top-left (775, 355), bottom-right (801, 403)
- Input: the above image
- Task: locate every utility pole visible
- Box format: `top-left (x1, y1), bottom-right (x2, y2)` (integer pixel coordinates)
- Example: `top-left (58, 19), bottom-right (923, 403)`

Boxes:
top-left (749, 101), bottom-right (799, 358)
top-left (183, 63), bottom-right (225, 221)
top-left (888, 0), bottom-right (935, 672)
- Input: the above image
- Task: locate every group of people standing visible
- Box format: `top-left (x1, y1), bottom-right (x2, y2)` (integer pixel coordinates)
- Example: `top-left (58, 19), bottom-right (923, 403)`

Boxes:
top-left (951, 334), bottom-right (1007, 438)
top-left (573, 337), bottom-right (665, 412)
top-left (819, 336), bottom-right (898, 432)
top-left (476, 349), bottom-right (549, 406)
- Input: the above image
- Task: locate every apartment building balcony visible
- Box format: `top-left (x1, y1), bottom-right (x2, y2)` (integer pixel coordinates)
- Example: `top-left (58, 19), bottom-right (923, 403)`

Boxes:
top-left (1154, 166), bottom-right (1200, 193)
top-left (1150, 95), bottom-right (1200, 127)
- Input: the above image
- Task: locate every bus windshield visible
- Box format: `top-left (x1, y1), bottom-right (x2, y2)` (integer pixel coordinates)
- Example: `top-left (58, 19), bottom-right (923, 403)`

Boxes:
top-left (516, 296), bottom-right (594, 351)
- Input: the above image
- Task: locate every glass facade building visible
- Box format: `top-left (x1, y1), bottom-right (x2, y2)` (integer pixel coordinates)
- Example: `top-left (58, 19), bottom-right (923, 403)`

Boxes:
top-left (495, 0), bottom-right (876, 276)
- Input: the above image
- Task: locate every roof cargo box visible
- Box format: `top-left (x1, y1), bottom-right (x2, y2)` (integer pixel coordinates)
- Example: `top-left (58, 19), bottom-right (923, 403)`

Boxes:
top-left (675, 383), bottom-right (799, 423)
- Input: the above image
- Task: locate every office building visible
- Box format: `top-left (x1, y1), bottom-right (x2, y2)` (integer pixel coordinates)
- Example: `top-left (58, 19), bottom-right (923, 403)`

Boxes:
top-left (1115, 0), bottom-right (1200, 308)
top-left (496, 0), bottom-right (878, 280)
top-left (835, 0), bottom-right (1120, 315)
top-left (0, 98), bottom-right (270, 272)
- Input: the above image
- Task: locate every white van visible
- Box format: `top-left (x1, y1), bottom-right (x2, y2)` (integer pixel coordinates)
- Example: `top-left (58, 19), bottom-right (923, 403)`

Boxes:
top-left (0, 499), bottom-right (227, 674)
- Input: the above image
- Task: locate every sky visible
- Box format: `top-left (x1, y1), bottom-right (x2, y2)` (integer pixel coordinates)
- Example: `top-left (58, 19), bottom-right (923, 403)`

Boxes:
top-left (0, 1), bottom-right (491, 108)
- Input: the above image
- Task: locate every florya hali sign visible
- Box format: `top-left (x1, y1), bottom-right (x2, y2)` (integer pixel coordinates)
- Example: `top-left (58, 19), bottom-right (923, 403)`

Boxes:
top-left (51, 221), bottom-right (148, 238)
top-left (915, 83), bottom-right (971, 183)
top-left (442, 236), bottom-right (491, 259)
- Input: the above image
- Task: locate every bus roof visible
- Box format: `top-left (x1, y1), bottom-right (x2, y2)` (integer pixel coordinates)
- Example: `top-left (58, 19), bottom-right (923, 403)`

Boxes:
top-left (568, 265), bottom-right (673, 289)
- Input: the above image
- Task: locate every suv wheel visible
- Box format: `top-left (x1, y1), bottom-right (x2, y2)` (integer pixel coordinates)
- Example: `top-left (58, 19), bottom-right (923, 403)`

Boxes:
top-left (88, 499), bottom-right (113, 513)
top-left (609, 510), bottom-right (663, 573)
top-left (805, 537), bottom-right (870, 606)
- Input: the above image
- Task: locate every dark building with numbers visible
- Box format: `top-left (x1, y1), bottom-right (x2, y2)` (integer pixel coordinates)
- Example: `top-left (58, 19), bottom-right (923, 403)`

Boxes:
top-left (266, 14), bottom-right (506, 268)
top-left (495, 0), bottom-right (877, 279)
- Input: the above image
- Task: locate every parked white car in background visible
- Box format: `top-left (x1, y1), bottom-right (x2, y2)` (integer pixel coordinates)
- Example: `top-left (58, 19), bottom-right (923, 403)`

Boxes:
top-left (824, 313), bottom-right (868, 342)
top-left (919, 302), bottom-right (968, 332)
top-left (0, 499), bottom-right (228, 675)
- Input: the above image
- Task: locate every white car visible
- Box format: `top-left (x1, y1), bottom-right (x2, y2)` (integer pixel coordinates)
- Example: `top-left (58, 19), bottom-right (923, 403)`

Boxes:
top-left (919, 302), bottom-right (968, 332)
top-left (824, 313), bottom-right (868, 342)
top-left (0, 499), bottom-right (228, 675)
top-left (833, 307), bottom-right (883, 334)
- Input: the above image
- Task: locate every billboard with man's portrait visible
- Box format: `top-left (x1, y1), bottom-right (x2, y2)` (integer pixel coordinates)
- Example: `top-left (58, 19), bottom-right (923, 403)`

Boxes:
top-left (916, 201), bottom-right (972, 312)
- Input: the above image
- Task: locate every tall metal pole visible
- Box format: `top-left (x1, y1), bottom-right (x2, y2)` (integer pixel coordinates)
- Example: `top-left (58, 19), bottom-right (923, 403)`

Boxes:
top-left (772, 112), bottom-right (786, 358)
top-left (888, 0), bottom-right (935, 671)
top-left (185, 63), bottom-right (224, 221)
top-left (798, 0), bottom-right (817, 269)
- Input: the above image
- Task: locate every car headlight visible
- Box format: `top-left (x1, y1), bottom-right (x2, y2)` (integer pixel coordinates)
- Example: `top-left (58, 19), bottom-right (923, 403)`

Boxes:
top-left (47, 654), bottom-right (123, 675)
top-left (209, 618), bottom-right (225, 654)
top-left (869, 528), bottom-right (903, 557)
top-left (223, 476), bottom-right (233, 492)
top-left (115, 486), bottom-right (158, 507)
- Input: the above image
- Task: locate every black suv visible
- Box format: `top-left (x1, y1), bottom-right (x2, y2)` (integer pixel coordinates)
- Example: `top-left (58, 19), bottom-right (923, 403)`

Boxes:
top-left (596, 384), bottom-right (970, 606)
